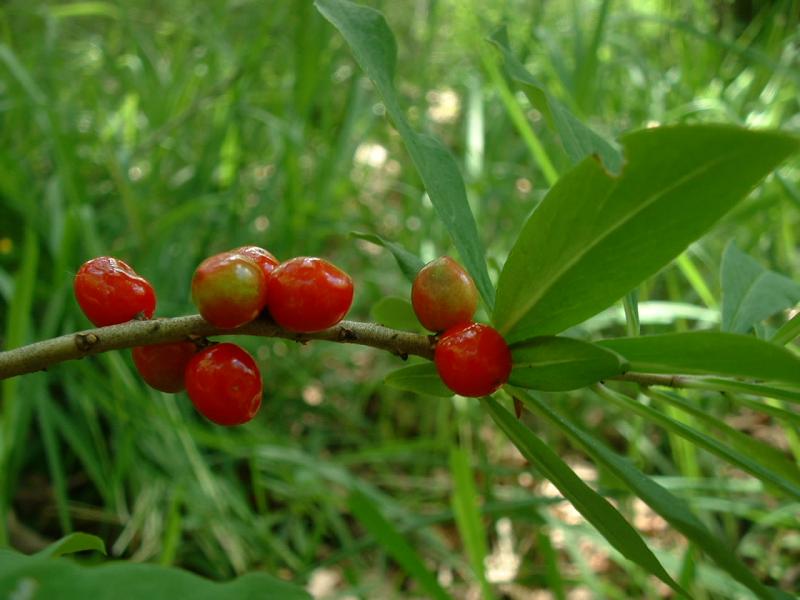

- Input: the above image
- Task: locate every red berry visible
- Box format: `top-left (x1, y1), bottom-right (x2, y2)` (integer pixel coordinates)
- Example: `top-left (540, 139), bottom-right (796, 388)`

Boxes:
top-left (434, 323), bottom-right (511, 397)
top-left (184, 343), bottom-right (262, 426)
top-left (132, 341), bottom-right (198, 393)
top-left (74, 256), bottom-right (156, 327)
top-left (191, 252), bottom-right (267, 329)
top-left (233, 246), bottom-right (280, 281)
top-left (266, 257), bottom-right (354, 333)
top-left (412, 257), bottom-right (478, 332)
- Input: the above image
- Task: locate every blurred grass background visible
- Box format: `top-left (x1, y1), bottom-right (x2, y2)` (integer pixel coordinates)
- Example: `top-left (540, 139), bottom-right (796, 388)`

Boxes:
top-left (1, 0), bottom-right (799, 597)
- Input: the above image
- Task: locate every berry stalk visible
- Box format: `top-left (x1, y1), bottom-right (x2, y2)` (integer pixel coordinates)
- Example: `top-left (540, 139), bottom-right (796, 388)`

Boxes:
top-left (0, 315), bottom-right (435, 380)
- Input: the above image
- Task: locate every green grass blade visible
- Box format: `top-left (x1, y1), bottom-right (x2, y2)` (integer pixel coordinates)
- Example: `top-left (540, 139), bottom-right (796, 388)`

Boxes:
top-left (520, 388), bottom-right (790, 600)
top-left (489, 27), bottom-right (622, 175)
top-left (35, 392), bottom-right (73, 535)
top-left (449, 446), bottom-right (495, 600)
top-left (0, 227), bottom-right (39, 546)
top-left (622, 290), bottom-right (640, 337)
top-left (483, 396), bottom-right (686, 596)
top-left (348, 489), bottom-right (452, 600)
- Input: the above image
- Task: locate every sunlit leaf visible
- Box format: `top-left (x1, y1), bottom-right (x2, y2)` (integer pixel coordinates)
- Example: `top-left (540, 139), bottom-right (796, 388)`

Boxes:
top-left (494, 126), bottom-right (799, 342)
top-left (318, 0), bottom-right (494, 308)
top-left (721, 241), bottom-right (800, 334)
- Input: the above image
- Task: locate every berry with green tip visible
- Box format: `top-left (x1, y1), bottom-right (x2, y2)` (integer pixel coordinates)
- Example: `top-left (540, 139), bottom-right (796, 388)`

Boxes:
top-left (411, 256), bottom-right (478, 332)
top-left (191, 252), bottom-right (267, 329)
top-left (233, 245), bottom-right (280, 281)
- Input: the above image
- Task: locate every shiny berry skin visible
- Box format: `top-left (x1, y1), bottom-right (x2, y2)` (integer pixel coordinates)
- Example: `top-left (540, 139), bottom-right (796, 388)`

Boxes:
top-left (132, 341), bottom-right (198, 393)
top-left (233, 246), bottom-right (280, 281)
top-left (74, 256), bottom-right (156, 327)
top-left (265, 257), bottom-right (354, 333)
top-left (184, 343), bottom-right (262, 426)
top-left (412, 257), bottom-right (478, 332)
top-left (191, 252), bottom-right (267, 329)
top-left (434, 323), bottom-right (512, 397)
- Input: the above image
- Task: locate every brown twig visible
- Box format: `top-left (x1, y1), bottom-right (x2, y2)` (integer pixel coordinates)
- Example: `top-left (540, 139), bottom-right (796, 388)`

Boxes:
top-left (0, 315), bottom-right (436, 380)
top-left (609, 372), bottom-right (690, 388)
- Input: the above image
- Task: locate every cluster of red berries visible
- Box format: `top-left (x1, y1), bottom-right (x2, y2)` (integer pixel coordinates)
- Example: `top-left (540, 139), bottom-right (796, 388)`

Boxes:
top-left (72, 249), bottom-right (511, 426)
top-left (411, 257), bottom-right (512, 397)
top-left (73, 248), bottom-right (353, 425)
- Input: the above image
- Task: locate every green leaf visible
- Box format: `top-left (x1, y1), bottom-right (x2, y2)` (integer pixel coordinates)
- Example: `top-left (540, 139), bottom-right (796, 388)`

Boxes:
top-left (770, 310), bottom-right (800, 345)
top-left (493, 125), bottom-right (800, 342)
top-left (36, 533), bottom-right (107, 559)
top-left (384, 363), bottom-right (452, 398)
top-left (595, 385), bottom-right (800, 502)
top-left (348, 489), bottom-right (452, 600)
top-left (721, 241), bottom-right (800, 334)
top-left (483, 396), bottom-right (686, 596)
top-left (449, 447), bottom-right (495, 600)
top-left (598, 331), bottom-right (800, 386)
top-left (518, 389), bottom-right (791, 600)
top-left (489, 27), bottom-right (623, 175)
top-left (0, 548), bottom-right (311, 600)
top-left (316, 0), bottom-right (494, 309)
top-left (351, 231), bottom-right (424, 283)
top-left (652, 390), bottom-right (800, 490)
top-left (370, 296), bottom-right (424, 332)
top-left (46, 2), bottom-right (121, 19)
top-left (509, 336), bottom-right (627, 391)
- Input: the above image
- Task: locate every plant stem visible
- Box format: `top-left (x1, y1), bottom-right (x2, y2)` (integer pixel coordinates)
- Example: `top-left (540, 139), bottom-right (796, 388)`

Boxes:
top-left (610, 372), bottom-right (800, 406)
top-left (0, 315), bottom-right (436, 380)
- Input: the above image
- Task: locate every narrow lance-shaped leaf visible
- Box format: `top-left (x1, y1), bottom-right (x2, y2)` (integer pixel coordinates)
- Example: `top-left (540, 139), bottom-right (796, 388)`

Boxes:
top-left (509, 336), bottom-right (627, 391)
top-left (483, 396), bottom-right (687, 596)
top-left (385, 363), bottom-right (453, 398)
top-left (489, 27), bottom-right (623, 175)
top-left (494, 125), bottom-right (799, 342)
top-left (598, 331), bottom-right (800, 386)
top-left (317, 0), bottom-right (494, 309)
top-left (351, 231), bottom-right (424, 283)
top-left (35, 533), bottom-right (106, 559)
top-left (721, 241), bottom-right (800, 334)
top-left (596, 384), bottom-right (800, 502)
top-left (653, 389), bottom-right (800, 490)
top-left (517, 388), bottom-right (793, 600)
top-left (370, 296), bottom-right (424, 332)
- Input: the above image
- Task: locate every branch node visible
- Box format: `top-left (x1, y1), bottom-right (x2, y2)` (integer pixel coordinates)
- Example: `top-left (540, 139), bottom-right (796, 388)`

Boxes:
top-left (74, 333), bottom-right (99, 353)
top-left (427, 334), bottom-right (438, 352)
top-left (339, 328), bottom-right (357, 342)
